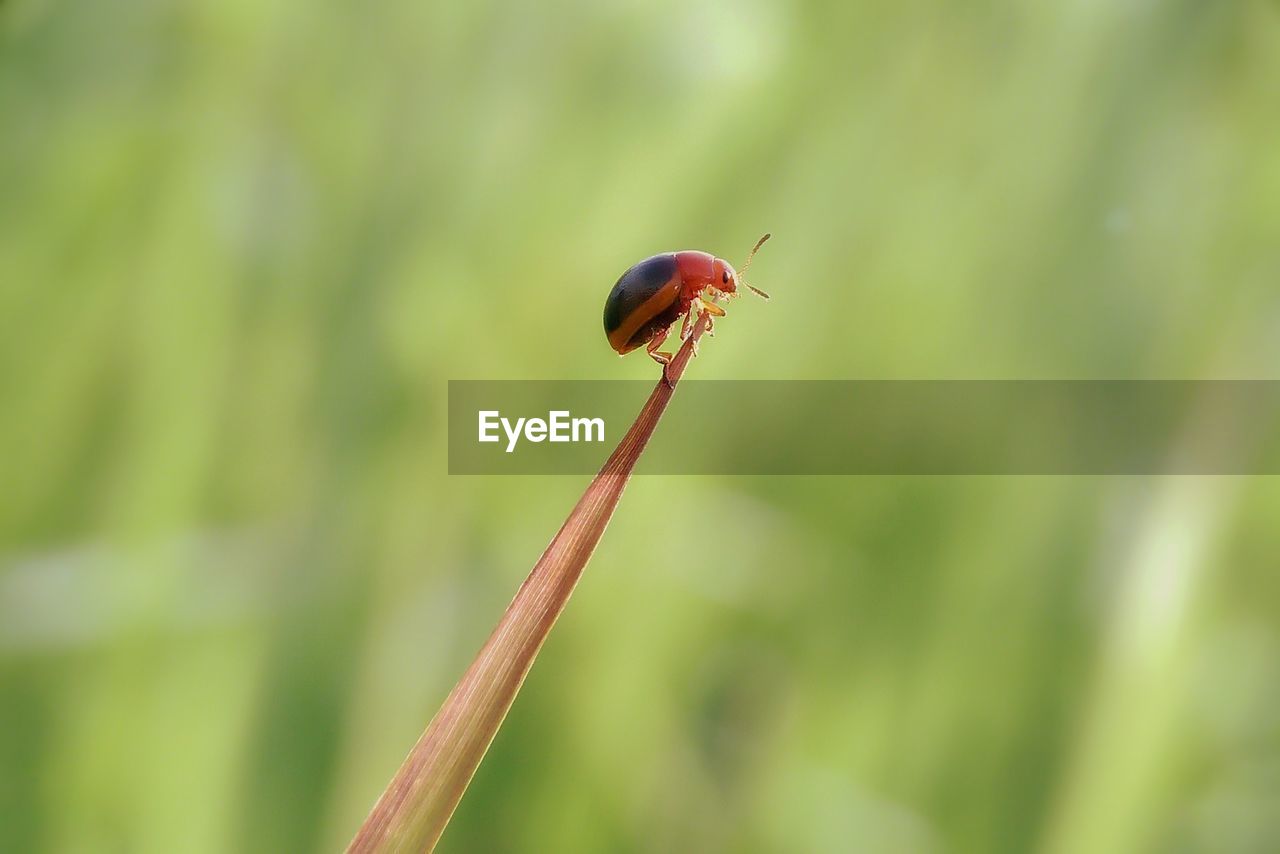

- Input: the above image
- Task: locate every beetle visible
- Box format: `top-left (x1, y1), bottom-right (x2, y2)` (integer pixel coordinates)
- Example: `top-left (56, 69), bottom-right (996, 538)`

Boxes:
top-left (603, 234), bottom-right (771, 377)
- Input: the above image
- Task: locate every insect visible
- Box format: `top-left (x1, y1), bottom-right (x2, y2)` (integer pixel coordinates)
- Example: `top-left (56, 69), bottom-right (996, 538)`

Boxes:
top-left (603, 234), bottom-right (771, 379)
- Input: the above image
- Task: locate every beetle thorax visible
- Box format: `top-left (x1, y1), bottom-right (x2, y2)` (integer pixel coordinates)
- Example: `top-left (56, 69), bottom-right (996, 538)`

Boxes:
top-left (674, 250), bottom-right (734, 300)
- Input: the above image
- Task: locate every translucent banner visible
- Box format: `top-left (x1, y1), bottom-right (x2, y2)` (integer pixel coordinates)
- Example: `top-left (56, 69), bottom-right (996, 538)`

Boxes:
top-left (448, 381), bottom-right (1280, 475)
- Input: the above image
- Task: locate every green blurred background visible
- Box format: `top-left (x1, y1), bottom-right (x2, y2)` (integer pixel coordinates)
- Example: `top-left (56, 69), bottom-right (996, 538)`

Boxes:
top-left (3, 1), bottom-right (1280, 851)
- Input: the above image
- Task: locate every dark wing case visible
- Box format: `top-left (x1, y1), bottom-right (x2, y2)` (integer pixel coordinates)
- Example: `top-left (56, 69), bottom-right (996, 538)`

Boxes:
top-left (603, 254), bottom-right (679, 341)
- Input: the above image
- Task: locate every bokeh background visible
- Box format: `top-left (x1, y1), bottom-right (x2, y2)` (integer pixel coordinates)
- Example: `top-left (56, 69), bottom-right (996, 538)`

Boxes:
top-left (3, 0), bottom-right (1280, 851)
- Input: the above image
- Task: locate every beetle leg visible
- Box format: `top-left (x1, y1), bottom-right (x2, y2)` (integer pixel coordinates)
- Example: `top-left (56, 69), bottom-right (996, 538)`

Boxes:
top-left (680, 308), bottom-right (696, 341)
top-left (704, 310), bottom-right (720, 338)
top-left (699, 299), bottom-right (727, 318)
top-left (697, 298), bottom-right (725, 338)
top-left (644, 326), bottom-right (679, 388)
top-left (683, 298), bottom-right (725, 340)
top-left (645, 326), bottom-right (673, 362)
top-left (679, 310), bottom-right (704, 358)
top-left (682, 315), bottom-right (703, 359)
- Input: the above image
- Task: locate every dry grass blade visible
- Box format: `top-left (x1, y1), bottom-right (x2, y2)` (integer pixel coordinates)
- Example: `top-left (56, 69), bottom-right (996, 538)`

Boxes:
top-left (347, 310), bottom-right (716, 853)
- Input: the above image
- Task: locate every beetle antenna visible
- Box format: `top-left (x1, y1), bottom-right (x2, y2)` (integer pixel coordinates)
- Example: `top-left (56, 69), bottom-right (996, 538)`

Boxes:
top-left (740, 232), bottom-right (771, 300)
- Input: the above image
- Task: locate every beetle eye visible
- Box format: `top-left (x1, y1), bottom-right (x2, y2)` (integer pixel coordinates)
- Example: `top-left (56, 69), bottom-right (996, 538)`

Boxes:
top-left (722, 271), bottom-right (730, 284)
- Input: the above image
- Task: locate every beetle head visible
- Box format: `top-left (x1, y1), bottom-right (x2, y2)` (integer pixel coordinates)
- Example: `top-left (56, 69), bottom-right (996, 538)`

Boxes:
top-left (712, 257), bottom-right (740, 298)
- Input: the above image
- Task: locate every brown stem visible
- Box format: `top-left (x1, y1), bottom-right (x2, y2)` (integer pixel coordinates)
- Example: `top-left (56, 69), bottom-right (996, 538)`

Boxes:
top-left (347, 309), bottom-right (715, 853)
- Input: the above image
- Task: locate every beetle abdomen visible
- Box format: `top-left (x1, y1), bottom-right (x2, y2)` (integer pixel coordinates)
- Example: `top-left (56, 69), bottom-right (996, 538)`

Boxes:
top-left (603, 253), bottom-right (681, 353)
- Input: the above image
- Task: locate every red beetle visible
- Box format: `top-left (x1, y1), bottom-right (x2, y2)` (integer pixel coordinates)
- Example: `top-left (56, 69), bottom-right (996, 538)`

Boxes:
top-left (603, 234), bottom-right (771, 373)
